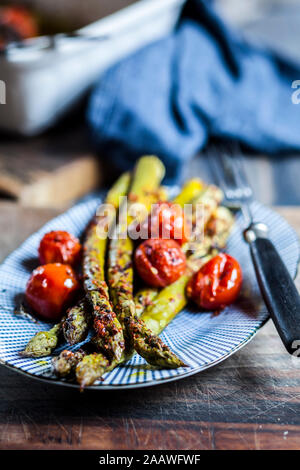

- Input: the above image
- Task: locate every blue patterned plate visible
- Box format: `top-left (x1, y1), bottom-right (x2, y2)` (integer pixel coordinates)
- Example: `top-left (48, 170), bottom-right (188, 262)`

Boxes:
top-left (0, 197), bottom-right (299, 389)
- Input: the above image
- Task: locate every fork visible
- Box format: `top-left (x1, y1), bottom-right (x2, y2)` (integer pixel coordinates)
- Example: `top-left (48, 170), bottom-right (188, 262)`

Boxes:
top-left (210, 143), bottom-right (300, 355)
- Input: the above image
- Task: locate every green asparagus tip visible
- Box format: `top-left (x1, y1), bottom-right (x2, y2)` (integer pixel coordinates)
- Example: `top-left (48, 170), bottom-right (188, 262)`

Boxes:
top-left (20, 330), bottom-right (59, 358)
top-left (52, 349), bottom-right (86, 378)
top-left (76, 352), bottom-right (109, 390)
top-left (125, 316), bottom-right (186, 369)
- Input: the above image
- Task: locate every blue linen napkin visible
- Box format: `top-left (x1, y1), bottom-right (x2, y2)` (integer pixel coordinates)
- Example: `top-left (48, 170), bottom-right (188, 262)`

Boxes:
top-left (87, 0), bottom-right (300, 183)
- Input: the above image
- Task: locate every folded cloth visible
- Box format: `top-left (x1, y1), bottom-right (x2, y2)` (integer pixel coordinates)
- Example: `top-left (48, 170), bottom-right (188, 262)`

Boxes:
top-left (87, 0), bottom-right (300, 183)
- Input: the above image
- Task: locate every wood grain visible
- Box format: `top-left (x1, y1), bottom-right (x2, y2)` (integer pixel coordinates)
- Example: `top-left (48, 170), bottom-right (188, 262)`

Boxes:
top-left (0, 204), bottom-right (299, 450)
top-left (0, 129), bottom-right (101, 208)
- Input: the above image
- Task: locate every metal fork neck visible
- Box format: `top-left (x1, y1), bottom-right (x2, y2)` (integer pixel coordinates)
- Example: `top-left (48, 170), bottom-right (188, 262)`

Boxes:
top-left (244, 222), bottom-right (269, 243)
top-left (241, 204), bottom-right (253, 227)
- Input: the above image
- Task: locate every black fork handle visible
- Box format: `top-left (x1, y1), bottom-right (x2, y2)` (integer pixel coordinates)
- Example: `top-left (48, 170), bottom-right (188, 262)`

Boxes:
top-left (245, 223), bottom-right (300, 354)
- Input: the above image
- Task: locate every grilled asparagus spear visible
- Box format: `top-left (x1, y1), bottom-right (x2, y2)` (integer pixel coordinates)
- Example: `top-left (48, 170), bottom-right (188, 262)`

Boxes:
top-left (106, 171), bottom-right (131, 208)
top-left (172, 178), bottom-right (204, 206)
top-left (108, 156), bottom-right (165, 335)
top-left (76, 353), bottom-right (110, 389)
top-left (20, 320), bottom-right (63, 358)
top-left (82, 172), bottom-right (131, 362)
top-left (72, 172), bottom-right (131, 387)
top-left (108, 157), bottom-right (166, 335)
top-left (52, 348), bottom-right (87, 377)
top-left (134, 287), bottom-right (159, 318)
top-left (141, 265), bottom-right (204, 336)
top-left (125, 317), bottom-right (186, 368)
top-left (107, 156), bottom-right (187, 370)
top-left (74, 174), bottom-right (134, 388)
top-left (63, 298), bottom-right (91, 345)
top-left (61, 172), bottom-right (131, 349)
top-left (127, 156), bottom-right (166, 209)
top-left (108, 235), bottom-right (135, 354)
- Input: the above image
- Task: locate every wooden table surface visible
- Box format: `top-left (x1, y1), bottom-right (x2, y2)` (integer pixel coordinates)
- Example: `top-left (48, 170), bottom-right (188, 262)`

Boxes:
top-left (0, 202), bottom-right (300, 450)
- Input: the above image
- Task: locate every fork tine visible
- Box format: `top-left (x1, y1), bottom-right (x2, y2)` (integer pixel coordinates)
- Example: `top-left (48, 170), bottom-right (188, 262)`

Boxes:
top-left (225, 142), bottom-right (252, 193)
top-left (208, 141), bottom-right (253, 224)
top-left (209, 142), bottom-right (253, 199)
top-left (209, 146), bottom-right (232, 190)
top-left (209, 144), bottom-right (239, 194)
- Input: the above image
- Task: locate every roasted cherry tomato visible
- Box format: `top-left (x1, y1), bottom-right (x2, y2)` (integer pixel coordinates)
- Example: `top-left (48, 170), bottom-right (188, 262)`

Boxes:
top-left (38, 231), bottom-right (81, 266)
top-left (135, 238), bottom-right (186, 288)
top-left (0, 6), bottom-right (38, 47)
top-left (25, 263), bottom-right (80, 320)
top-left (137, 201), bottom-right (190, 245)
top-left (187, 253), bottom-right (242, 310)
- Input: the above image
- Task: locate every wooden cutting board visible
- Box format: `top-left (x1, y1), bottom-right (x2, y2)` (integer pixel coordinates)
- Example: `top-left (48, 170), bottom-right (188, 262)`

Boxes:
top-left (0, 131), bottom-right (102, 207)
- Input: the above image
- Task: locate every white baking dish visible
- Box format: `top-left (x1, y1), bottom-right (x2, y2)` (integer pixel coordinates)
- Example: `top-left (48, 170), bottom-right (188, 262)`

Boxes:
top-left (0, 0), bottom-right (185, 135)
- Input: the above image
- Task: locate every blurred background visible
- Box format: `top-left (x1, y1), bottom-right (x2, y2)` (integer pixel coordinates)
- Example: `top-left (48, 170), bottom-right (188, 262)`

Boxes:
top-left (0, 0), bottom-right (300, 207)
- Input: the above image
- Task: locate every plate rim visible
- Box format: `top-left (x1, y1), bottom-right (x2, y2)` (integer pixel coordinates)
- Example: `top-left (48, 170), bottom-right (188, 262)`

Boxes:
top-left (0, 198), bottom-right (299, 390)
top-left (0, 316), bottom-right (269, 390)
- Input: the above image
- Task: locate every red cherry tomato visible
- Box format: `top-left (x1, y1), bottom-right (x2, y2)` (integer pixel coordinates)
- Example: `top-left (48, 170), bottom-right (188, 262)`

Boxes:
top-left (25, 263), bottom-right (80, 320)
top-left (138, 201), bottom-right (190, 245)
top-left (38, 231), bottom-right (81, 266)
top-left (187, 253), bottom-right (242, 310)
top-left (0, 6), bottom-right (38, 46)
top-left (135, 238), bottom-right (186, 288)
